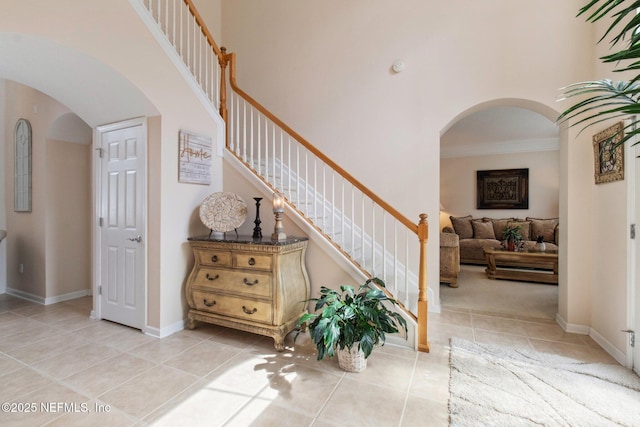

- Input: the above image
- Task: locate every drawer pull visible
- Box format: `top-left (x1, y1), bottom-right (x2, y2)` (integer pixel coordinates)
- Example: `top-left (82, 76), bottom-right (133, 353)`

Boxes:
top-left (203, 299), bottom-right (217, 307)
top-left (211, 255), bottom-right (219, 263)
top-left (205, 273), bottom-right (220, 281)
top-left (242, 306), bottom-right (258, 315)
top-left (248, 257), bottom-right (256, 266)
top-left (243, 278), bottom-right (259, 286)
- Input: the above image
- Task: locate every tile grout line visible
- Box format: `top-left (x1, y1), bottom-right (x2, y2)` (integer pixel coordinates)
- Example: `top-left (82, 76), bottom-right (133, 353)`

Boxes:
top-left (397, 352), bottom-right (420, 427)
top-left (308, 369), bottom-right (346, 426)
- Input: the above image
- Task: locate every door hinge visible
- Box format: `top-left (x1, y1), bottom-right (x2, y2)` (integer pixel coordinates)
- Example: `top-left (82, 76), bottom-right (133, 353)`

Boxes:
top-left (98, 286), bottom-right (102, 296)
top-left (96, 147), bottom-right (104, 158)
top-left (622, 329), bottom-right (635, 347)
top-left (99, 217), bottom-right (104, 227)
top-left (631, 224), bottom-right (636, 239)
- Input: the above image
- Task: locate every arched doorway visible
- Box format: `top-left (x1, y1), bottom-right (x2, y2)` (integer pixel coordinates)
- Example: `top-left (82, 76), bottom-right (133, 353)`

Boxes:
top-left (0, 34), bottom-right (157, 314)
top-left (439, 100), bottom-right (561, 319)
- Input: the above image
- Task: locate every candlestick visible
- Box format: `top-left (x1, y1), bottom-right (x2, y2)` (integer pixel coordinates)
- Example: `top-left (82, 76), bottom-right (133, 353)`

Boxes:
top-left (273, 192), bottom-right (284, 213)
top-left (252, 197), bottom-right (263, 239)
top-left (272, 192), bottom-right (286, 241)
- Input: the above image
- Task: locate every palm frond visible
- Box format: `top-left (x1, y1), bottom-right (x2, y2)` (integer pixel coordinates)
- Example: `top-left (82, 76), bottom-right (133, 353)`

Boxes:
top-left (560, 1), bottom-right (640, 146)
top-left (558, 77), bottom-right (640, 147)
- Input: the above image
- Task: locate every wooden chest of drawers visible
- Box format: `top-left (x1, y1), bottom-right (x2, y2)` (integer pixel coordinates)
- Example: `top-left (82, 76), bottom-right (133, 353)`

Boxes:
top-left (185, 236), bottom-right (310, 351)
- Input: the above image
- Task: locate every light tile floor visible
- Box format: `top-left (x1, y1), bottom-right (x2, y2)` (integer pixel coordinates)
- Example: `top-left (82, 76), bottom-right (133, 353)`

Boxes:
top-left (0, 293), bottom-right (619, 427)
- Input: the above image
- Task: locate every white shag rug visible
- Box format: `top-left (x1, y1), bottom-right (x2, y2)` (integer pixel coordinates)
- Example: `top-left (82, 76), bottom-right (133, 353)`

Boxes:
top-left (449, 338), bottom-right (640, 426)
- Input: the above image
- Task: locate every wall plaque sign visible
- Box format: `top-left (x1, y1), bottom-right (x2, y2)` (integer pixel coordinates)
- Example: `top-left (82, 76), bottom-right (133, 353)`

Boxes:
top-left (179, 129), bottom-right (212, 185)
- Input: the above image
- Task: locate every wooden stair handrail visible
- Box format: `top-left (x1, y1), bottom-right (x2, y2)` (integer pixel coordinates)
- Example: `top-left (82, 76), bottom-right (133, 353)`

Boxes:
top-left (183, 0), bottom-right (223, 59)
top-left (225, 51), bottom-right (418, 235)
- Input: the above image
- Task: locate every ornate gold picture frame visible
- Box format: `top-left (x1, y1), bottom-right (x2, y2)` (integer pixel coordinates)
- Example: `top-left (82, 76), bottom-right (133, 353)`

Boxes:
top-left (593, 122), bottom-right (624, 184)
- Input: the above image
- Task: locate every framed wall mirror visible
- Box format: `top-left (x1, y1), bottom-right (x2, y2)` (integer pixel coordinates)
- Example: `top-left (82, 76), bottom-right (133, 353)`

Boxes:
top-left (14, 118), bottom-right (32, 212)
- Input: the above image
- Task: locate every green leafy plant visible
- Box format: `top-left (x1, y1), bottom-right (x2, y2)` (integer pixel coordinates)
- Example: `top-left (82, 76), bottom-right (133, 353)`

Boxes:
top-left (297, 277), bottom-right (408, 360)
top-left (558, 0), bottom-right (640, 148)
top-left (503, 225), bottom-right (522, 242)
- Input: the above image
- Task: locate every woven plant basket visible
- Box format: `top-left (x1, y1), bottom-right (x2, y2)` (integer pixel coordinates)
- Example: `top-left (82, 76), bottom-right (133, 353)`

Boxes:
top-left (337, 345), bottom-right (367, 372)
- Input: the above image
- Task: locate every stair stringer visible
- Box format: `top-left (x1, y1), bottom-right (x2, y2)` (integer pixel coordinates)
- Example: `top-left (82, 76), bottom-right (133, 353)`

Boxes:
top-left (224, 150), bottom-right (418, 350)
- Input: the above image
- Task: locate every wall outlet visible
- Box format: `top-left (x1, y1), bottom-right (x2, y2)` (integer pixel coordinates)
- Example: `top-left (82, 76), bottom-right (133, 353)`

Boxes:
top-left (19, 264), bottom-right (23, 273)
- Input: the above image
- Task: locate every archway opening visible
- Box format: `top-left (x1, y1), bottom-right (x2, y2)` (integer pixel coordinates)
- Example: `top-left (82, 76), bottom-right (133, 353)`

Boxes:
top-left (439, 100), bottom-right (560, 320)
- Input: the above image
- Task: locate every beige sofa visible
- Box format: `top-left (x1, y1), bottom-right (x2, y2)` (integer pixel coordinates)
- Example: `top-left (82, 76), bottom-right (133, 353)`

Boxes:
top-left (444, 215), bottom-right (558, 269)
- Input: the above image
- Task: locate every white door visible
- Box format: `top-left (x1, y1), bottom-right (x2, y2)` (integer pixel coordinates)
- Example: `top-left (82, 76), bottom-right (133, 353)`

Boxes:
top-left (97, 118), bottom-right (146, 330)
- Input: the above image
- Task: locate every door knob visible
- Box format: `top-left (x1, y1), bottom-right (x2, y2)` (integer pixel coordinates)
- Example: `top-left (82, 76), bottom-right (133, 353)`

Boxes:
top-left (127, 235), bottom-right (142, 243)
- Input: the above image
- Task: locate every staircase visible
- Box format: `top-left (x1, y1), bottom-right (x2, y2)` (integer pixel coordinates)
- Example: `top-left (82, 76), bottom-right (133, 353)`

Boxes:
top-left (132, 0), bottom-right (430, 352)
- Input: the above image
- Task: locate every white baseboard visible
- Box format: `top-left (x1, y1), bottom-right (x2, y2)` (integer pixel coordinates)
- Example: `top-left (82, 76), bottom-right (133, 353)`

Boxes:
top-left (556, 313), bottom-right (628, 366)
top-left (589, 328), bottom-right (628, 366)
top-left (6, 287), bottom-right (45, 304)
top-left (555, 313), bottom-right (590, 335)
top-left (44, 289), bottom-right (90, 305)
top-left (6, 287), bottom-right (90, 305)
top-left (143, 319), bottom-right (187, 338)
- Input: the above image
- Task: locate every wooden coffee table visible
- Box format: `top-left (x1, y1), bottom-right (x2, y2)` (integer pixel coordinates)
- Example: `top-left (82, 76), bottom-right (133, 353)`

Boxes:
top-left (483, 247), bottom-right (558, 285)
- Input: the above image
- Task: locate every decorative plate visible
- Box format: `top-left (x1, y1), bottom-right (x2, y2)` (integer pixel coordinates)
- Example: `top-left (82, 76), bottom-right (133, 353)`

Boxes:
top-left (199, 192), bottom-right (247, 232)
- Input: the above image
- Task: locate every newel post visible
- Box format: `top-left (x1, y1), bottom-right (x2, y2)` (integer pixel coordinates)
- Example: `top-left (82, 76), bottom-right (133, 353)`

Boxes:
top-left (219, 46), bottom-right (229, 145)
top-left (417, 213), bottom-right (430, 352)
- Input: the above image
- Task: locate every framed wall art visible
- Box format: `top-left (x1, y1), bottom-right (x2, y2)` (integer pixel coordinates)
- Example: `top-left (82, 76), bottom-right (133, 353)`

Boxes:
top-left (179, 129), bottom-right (213, 185)
top-left (14, 118), bottom-right (32, 212)
top-left (477, 168), bottom-right (529, 209)
top-left (593, 122), bottom-right (624, 184)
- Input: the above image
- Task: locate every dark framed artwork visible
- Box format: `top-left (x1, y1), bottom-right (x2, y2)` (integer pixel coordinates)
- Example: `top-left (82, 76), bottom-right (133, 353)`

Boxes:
top-left (593, 122), bottom-right (624, 184)
top-left (477, 168), bottom-right (529, 209)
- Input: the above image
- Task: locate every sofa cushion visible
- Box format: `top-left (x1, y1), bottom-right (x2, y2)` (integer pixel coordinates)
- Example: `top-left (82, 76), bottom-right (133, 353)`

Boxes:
top-left (450, 215), bottom-right (473, 239)
top-left (484, 217), bottom-right (513, 241)
top-left (459, 238), bottom-right (502, 263)
top-left (472, 220), bottom-right (496, 239)
top-left (506, 220), bottom-right (531, 241)
top-left (526, 217), bottom-right (559, 244)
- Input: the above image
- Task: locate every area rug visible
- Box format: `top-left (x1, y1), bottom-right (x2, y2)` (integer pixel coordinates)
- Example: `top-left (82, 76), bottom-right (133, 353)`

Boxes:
top-left (449, 338), bottom-right (640, 426)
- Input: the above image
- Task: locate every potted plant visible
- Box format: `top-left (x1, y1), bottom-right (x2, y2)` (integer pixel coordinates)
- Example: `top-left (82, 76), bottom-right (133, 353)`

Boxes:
top-left (502, 225), bottom-right (522, 251)
top-left (296, 277), bottom-right (408, 372)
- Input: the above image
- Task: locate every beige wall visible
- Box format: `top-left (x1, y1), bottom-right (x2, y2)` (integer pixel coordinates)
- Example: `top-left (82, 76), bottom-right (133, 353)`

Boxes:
top-left (192, 0), bottom-right (222, 43)
top-left (4, 82), bottom-right (88, 300)
top-left (220, 0), bottom-right (593, 324)
top-left (45, 139), bottom-right (91, 298)
top-left (582, 15), bottom-right (635, 354)
top-left (440, 151), bottom-right (560, 230)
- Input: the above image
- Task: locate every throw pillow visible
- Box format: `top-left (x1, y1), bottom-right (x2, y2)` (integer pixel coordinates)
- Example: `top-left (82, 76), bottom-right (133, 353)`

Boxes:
top-left (526, 217), bottom-right (559, 243)
top-left (484, 218), bottom-right (513, 241)
top-left (450, 215), bottom-right (473, 239)
top-left (472, 220), bottom-right (496, 239)
top-left (506, 221), bottom-right (531, 241)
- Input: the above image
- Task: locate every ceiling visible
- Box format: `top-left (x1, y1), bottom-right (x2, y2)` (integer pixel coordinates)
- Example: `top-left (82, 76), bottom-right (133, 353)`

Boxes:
top-left (441, 106), bottom-right (560, 158)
